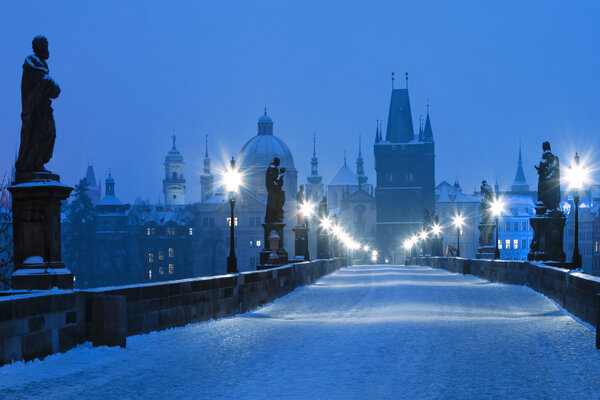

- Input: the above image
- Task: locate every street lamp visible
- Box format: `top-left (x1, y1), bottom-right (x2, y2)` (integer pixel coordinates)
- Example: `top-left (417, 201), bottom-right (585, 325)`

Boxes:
top-left (452, 214), bottom-right (465, 257)
top-left (299, 201), bottom-right (315, 261)
top-left (490, 197), bottom-right (504, 260)
top-left (225, 156), bottom-right (241, 273)
top-left (566, 153), bottom-right (589, 269)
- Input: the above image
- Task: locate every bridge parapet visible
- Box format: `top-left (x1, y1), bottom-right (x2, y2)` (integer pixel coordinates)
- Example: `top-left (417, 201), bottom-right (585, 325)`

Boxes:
top-left (413, 256), bottom-right (600, 346)
top-left (0, 258), bottom-right (344, 366)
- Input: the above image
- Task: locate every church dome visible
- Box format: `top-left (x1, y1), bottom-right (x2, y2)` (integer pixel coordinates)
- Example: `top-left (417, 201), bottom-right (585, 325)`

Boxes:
top-left (238, 111), bottom-right (295, 170)
top-left (165, 136), bottom-right (183, 163)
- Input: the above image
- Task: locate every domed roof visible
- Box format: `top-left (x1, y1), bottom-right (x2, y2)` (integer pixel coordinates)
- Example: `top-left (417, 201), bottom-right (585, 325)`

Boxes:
top-left (238, 134), bottom-right (295, 170)
top-left (238, 111), bottom-right (294, 170)
top-left (105, 174), bottom-right (114, 184)
top-left (165, 135), bottom-right (183, 163)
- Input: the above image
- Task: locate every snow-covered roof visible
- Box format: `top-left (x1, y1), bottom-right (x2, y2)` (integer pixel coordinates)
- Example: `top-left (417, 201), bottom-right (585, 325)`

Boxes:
top-left (329, 163), bottom-right (358, 187)
top-left (435, 181), bottom-right (480, 203)
top-left (96, 194), bottom-right (123, 207)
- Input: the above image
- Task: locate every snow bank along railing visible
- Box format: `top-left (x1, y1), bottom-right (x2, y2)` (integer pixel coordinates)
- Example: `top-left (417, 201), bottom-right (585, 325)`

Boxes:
top-left (0, 258), bottom-right (344, 366)
top-left (413, 256), bottom-right (600, 348)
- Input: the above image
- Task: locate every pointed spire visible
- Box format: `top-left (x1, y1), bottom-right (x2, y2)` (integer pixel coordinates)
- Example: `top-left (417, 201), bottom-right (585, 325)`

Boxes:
top-left (204, 134), bottom-right (209, 158)
top-left (308, 133), bottom-right (322, 185)
top-left (511, 141), bottom-right (529, 192)
top-left (202, 134), bottom-right (211, 175)
top-left (418, 115), bottom-right (424, 141)
top-left (358, 134), bottom-right (362, 157)
top-left (344, 150), bottom-right (347, 166)
top-left (405, 72), bottom-right (408, 89)
top-left (391, 72), bottom-right (395, 89)
top-left (423, 102), bottom-right (434, 142)
top-left (356, 134), bottom-right (368, 188)
top-left (172, 134), bottom-right (176, 149)
top-left (375, 120), bottom-right (380, 143)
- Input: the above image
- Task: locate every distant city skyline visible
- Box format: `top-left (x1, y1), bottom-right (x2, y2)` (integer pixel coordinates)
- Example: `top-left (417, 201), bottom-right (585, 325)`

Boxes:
top-left (1, 1), bottom-right (599, 203)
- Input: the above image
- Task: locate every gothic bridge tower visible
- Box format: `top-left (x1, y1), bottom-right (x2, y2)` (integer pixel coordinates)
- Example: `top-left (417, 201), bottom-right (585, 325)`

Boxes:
top-left (374, 74), bottom-right (435, 262)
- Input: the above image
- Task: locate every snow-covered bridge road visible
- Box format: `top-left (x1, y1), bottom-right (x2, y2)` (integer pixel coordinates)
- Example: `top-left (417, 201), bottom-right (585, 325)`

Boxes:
top-left (2, 264), bottom-right (600, 399)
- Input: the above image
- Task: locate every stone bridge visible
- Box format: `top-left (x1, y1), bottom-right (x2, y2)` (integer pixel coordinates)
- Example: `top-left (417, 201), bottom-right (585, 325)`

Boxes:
top-left (1, 261), bottom-right (599, 399)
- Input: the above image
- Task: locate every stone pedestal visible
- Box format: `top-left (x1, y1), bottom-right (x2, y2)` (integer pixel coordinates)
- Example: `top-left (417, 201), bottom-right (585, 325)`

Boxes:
top-left (292, 224), bottom-right (307, 261)
top-left (317, 227), bottom-right (330, 260)
top-left (258, 223), bottom-right (288, 270)
top-left (8, 177), bottom-right (73, 290)
top-left (528, 207), bottom-right (566, 264)
top-left (476, 222), bottom-right (495, 259)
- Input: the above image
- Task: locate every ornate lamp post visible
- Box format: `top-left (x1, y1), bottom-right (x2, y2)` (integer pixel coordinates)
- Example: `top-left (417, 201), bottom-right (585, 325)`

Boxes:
top-left (491, 197), bottom-right (504, 260)
top-left (431, 223), bottom-right (442, 256)
top-left (225, 157), bottom-right (241, 273)
top-left (567, 153), bottom-right (588, 269)
top-left (452, 214), bottom-right (465, 257)
top-left (299, 201), bottom-right (314, 261)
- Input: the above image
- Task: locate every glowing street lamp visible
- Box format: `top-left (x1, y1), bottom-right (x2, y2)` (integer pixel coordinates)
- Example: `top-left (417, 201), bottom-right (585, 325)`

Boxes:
top-left (224, 157), bottom-right (241, 273)
top-left (452, 214), bottom-right (465, 257)
top-left (371, 250), bottom-right (378, 263)
top-left (566, 153), bottom-right (589, 269)
top-left (490, 197), bottom-right (504, 260)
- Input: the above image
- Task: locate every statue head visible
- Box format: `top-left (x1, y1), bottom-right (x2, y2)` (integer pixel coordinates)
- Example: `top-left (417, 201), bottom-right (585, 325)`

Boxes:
top-left (32, 35), bottom-right (49, 60)
top-left (299, 184), bottom-right (304, 192)
top-left (273, 157), bottom-right (280, 166)
top-left (542, 141), bottom-right (551, 152)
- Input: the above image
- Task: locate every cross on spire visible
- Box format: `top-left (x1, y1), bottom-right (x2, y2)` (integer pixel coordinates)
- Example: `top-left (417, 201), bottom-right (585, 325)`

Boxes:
top-left (391, 72), bottom-right (395, 89)
top-left (172, 134), bottom-right (176, 149)
top-left (313, 133), bottom-right (316, 157)
top-left (405, 72), bottom-right (408, 89)
top-left (344, 150), bottom-right (347, 165)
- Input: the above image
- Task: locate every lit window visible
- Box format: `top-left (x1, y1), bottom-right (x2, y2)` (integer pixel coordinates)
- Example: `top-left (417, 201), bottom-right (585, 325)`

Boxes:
top-left (513, 239), bottom-right (519, 249)
top-left (498, 240), bottom-right (502, 249)
top-left (249, 240), bottom-right (253, 247)
top-left (148, 253), bottom-right (154, 263)
top-left (505, 239), bottom-right (511, 249)
top-left (168, 264), bottom-right (174, 274)
top-left (189, 227), bottom-right (193, 236)
top-left (159, 251), bottom-right (164, 260)
top-left (168, 248), bottom-right (174, 258)
top-left (256, 240), bottom-right (261, 247)
top-left (227, 217), bottom-right (238, 227)
top-left (148, 269), bottom-right (152, 280)
top-left (146, 227), bottom-right (151, 236)
top-left (159, 267), bottom-right (164, 275)
top-left (167, 227), bottom-right (176, 235)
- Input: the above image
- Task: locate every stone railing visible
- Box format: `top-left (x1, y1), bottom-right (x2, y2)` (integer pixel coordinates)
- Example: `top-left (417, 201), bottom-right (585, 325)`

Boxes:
top-left (412, 256), bottom-right (600, 347)
top-left (0, 258), bottom-right (344, 366)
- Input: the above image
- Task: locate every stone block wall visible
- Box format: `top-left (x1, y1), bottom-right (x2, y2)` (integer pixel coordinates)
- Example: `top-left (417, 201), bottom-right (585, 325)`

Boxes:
top-left (0, 258), bottom-right (343, 366)
top-left (414, 256), bottom-right (600, 330)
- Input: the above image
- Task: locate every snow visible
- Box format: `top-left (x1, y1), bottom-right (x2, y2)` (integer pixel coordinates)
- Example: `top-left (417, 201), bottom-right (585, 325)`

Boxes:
top-left (23, 256), bottom-right (43, 264)
top-left (12, 268), bottom-right (71, 276)
top-left (2, 264), bottom-right (600, 399)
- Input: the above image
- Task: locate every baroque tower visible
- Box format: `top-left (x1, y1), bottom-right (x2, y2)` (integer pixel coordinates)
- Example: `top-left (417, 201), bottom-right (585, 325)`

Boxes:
top-left (201, 134), bottom-right (214, 202)
top-left (356, 135), bottom-right (368, 189)
top-left (163, 135), bottom-right (185, 206)
top-left (306, 134), bottom-right (324, 202)
top-left (374, 76), bottom-right (435, 261)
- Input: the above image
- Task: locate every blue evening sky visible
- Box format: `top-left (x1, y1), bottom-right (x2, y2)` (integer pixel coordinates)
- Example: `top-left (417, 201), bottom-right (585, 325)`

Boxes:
top-left (1, 1), bottom-right (599, 202)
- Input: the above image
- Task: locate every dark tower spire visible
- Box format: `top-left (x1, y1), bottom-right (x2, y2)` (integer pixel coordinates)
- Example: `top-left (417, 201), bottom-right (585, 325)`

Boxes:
top-left (385, 79), bottom-right (415, 143)
top-left (357, 134), bottom-right (368, 189)
top-left (200, 134), bottom-right (214, 202)
top-left (375, 119), bottom-right (381, 143)
top-left (423, 102), bottom-right (434, 142)
top-left (511, 141), bottom-right (529, 193)
top-left (308, 133), bottom-right (322, 185)
top-left (418, 115), bottom-right (424, 141)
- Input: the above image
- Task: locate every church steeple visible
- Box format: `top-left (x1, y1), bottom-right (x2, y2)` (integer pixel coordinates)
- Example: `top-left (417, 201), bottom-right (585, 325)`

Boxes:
top-left (307, 133), bottom-right (322, 185)
top-left (201, 134), bottom-right (214, 202)
top-left (511, 142), bottom-right (529, 193)
top-left (356, 134), bottom-right (368, 189)
top-left (375, 120), bottom-right (381, 143)
top-left (163, 135), bottom-right (186, 206)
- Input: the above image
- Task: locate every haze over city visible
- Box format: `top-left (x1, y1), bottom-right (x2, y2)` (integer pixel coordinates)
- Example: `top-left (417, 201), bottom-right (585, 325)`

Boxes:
top-left (1, 0), bottom-right (599, 202)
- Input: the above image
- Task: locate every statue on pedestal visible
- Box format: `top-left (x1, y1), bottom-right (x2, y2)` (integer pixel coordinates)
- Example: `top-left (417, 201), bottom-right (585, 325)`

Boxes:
top-left (9, 36), bottom-right (73, 289)
top-left (528, 142), bottom-right (566, 264)
top-left (480, 180), bottom-right (494, 223)
top-left (476, 179), bottom-right (496, 259)
top-left (15, 36), bottom-right (61, 181)
top-left (296, 184), bottom-right (305, 225)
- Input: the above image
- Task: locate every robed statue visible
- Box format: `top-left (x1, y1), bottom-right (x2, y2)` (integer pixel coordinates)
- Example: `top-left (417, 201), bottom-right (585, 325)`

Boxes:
top-left (15, 36), bottom-right (61, 176)
top-left (480, 180), bottom-right (494, 223)
top-left (265, 157), bottom-right (286, 224)
top-left (296, 184), bottom-right (305, 225)
top-left (535, 141), bottom-right (561, 212)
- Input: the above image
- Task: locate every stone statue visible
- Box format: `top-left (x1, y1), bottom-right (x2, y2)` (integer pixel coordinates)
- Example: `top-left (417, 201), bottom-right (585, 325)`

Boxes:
top-left (480, 180), bottom-right (494, 222)
top-left (423, 209), bottom-right (432, 229)
top-left (15, 36), bottom-right (61, 177)
top-left (296, 184), bottom-right (305, 225)
top-left (535, 141), bottom-right (561, 212)
top-left (265, 157), bottom-right (286, 224)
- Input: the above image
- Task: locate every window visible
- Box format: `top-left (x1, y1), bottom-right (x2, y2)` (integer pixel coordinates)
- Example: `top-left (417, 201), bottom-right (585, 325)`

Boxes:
top-left (514, 222), bottom-right (519, 232)
top-left (513, 239), bottom-right (519, 249)
top-left (522, 239), bottom-right (527, 249)
top-left (227, 217), bottom-right (238, 227)
top-left (522, 221), bottom-right (528, 231)
top-left (203, 218), bottom-right (209, 227)
top-left (158, 267), bottom-right (164, 275)
top-left (168, 248), bottom-right (174, 258)
top-left (158, 251), bottom-right (164, 260)
top-left (498, 240), bottom-right (502, 249)
top-left (148, 253), bottom-right (154, 263)
top-left (249, 240), bottom-right (253, 247)
top-left (505, 239), bottom-right (511, 249)
top-left (148, 269), bottom-right (152, 280)
top-left (256, 240), bottom-right (261, 247)
top-left (189, 227), bottom-right (193, 236)
top-left (167, 227), bottom-right (176, 235)
top-left (168, 264), bottom-right (174, 274)
top-left (505, 221), bottom-right (511, 232)
top-left (147, 227), bottom-right (156, 236)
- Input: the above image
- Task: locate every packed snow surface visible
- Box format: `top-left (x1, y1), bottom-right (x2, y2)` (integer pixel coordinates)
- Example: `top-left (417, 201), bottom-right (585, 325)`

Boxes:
top-left (2, 264), bottom-right (600, 399)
